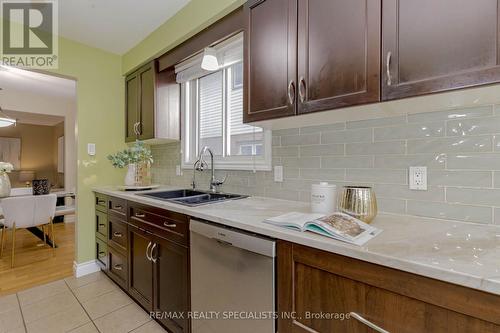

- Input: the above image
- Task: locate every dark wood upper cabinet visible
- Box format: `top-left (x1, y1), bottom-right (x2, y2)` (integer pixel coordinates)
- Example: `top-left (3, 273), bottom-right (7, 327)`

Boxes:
top-left (382, 0), bottom-right (500, 100)
top-left (297, 0), bottom-right (381, 114)
top-left (244, 0), bottom-right (381, 122)
top-left (125, 62), bottom-right (180, 143)
top-left (125, 74), bottom-right (139, 141)
top-left (243, 0), bottom-right (297, 122)
top-left (153, 235), bottom-right (190, 333)
top-left (137, 64), bottom-right (155, 140)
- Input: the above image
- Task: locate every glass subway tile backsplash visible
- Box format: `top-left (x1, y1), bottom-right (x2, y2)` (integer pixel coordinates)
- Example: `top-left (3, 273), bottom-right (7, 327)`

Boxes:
top-left (151, 104), bottom-right (500, 225)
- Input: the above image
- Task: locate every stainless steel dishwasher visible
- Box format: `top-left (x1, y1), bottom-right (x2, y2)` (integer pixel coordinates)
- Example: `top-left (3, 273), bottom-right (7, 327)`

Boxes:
top-left (190, 219), bottom-right (276, 333)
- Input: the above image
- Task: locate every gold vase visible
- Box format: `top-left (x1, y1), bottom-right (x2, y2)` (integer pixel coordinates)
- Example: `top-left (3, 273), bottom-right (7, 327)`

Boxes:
top-left (338, 186), bottom-right (378, 224)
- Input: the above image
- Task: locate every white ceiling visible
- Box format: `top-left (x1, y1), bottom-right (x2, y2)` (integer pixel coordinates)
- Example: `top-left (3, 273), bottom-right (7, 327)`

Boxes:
top-left (0, 66), bottom-right (76, 99)
top-left (59, 0), bottom-right (191, 55)
top-left (0, 66), bottom-right (76, 121)
top-left (1, 109), bottom-right (64, 126)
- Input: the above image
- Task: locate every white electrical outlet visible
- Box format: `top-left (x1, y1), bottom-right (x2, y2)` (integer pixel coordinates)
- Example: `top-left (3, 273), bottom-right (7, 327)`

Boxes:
top-left (274, 166), bottom-right (283, 182)
top-left (409, 166), bottom-right (427, 190)
top-left (176, 165), bottom-right (182, 176)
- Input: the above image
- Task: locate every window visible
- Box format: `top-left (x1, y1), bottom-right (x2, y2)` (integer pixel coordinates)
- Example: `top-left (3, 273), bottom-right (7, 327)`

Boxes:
top-left (176, 34), bottom-right (272, 171)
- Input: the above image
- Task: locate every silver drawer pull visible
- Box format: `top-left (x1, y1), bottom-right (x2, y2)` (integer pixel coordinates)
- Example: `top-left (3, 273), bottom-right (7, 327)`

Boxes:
top-left (113, 264), bottom-right (123, 271)
top-left (163, 222), bottom-right (177, 228)
top-left (99, 223), bottom-right (106, 227)
top-left (386, 51), bottom-right (392, 86)
top-left (98, 251), bottom-right (106, 257)
top-left (97, 200), bottom-right (106, 204)
top-left (135, 213), bottom-right (145, 218)
top-left (349, 312), bottom-right (389, 333)
top-left (151, 243), bottom-right (157, 263)
top-left (113, 232), bottom-right (123, 238)
top-left (146, 241), bottom-right (152, 261)
top-left (113, 205), bottom-right (123, 210)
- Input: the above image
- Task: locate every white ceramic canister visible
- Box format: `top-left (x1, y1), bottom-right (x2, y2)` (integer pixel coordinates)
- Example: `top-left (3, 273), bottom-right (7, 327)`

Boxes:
top-left (310, 182), bottom-right (337, 214)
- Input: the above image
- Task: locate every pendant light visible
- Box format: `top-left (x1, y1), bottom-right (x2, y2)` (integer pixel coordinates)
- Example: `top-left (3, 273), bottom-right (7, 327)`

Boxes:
top-left (0, 88), bottom-right (16, 127)
top-left (0, 107), bottom-right (16, 127)
top-left (201, 47), bottom-right (219, 71)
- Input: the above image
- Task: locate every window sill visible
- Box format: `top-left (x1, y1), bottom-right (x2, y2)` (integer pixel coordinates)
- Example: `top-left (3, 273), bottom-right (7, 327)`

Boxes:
top-left (181, 160), bottom-right (272, 172)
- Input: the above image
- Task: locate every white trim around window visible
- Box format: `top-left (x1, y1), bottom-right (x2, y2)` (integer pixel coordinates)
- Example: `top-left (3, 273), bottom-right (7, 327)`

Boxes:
top-left (180, 77), bottom-right (272, 172)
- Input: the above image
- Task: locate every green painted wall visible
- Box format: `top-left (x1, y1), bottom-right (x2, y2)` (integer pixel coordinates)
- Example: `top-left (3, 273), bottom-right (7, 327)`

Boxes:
top-left (49, 37), bottom-right (126, 263)
top-left (2, 0), bottom-right (244, 265)
top-left (122, 0), bottom-right (244, 74)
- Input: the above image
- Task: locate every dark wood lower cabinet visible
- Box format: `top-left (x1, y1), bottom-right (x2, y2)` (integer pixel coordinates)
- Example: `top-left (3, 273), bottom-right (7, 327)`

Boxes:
top-left (107, 245), bottom-right (128, 290)
top-left (128, 223), bottom-right (154, 311)
top-left (277, 241), bottom-right (500, 333)
top-left (153, 235), bottom-right (190, 333)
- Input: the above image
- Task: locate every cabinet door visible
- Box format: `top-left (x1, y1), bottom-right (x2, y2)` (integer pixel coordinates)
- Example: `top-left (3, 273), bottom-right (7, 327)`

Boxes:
top-left (297, 0), bottom-right (380, 114)
top-left (138, 62), bottom-right (156, 140)
top-left (152, 236), bottom-right (189, 333)
top-left (125, 74), bottom-right (139, 142)
top-left (244, 0), bottom-right (297, 122)
top-left (128, 224), bottom-right (154, 310)
top-left (277, 242), bottom-right (368, 333)
top-left (382, 0), bottom-right (500, 100)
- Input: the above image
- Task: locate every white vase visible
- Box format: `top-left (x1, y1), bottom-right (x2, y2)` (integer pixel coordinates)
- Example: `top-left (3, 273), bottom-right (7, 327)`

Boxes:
top-left (124, 163), bottom-right (136, 186)
top-left (0, 172), bottom-right (11, 198)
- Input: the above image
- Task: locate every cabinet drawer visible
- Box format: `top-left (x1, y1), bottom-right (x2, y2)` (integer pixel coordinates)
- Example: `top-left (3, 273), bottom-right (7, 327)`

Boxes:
top-left (108, 197), bottom-right (127, 218)
top-left (95, 193), bottom-right (108, 213)
top-left (129, 204), bottom-right (189, 246)
top-left (108, 217), bottom-right (128, 253)
top-left (108, 246), bottom-right (128, 289)
top-left (95, 210), bottom-right (108, 239)
top-left (96, 236), bottom-right (108, 269)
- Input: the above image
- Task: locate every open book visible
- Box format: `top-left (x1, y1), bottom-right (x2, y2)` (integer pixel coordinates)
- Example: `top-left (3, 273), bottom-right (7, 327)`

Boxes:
top-left (264, 212), bottom-right (382, 246)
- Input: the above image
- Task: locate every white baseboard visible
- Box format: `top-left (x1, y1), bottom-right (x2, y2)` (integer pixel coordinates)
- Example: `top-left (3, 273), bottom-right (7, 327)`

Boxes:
top-left (73, 260), bottom-right (101, 278)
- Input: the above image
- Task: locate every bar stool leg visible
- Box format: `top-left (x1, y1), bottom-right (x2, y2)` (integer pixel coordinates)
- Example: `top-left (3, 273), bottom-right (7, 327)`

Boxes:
top-left (0, 225), bottom-right (4, 257)
top-left (11, 222), bottom-right (16, 268)
top-left (50, 218), bottom-right (55, 256)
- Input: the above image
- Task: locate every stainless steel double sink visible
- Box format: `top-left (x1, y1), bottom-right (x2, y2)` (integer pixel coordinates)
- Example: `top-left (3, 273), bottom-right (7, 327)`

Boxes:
top-left (136, 189), bottom-right (248, 207)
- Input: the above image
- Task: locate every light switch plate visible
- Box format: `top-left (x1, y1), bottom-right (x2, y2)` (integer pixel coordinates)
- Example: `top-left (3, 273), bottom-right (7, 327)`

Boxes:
top-left (274, 166), bottom-right (283, 182)
top-left (409, 166), bottom-right (427, 190)
top-left (87, 143), bottom-right (96, 156)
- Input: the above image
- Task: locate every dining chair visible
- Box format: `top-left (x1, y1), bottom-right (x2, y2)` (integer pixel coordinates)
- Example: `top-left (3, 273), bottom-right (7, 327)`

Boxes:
top-left (0, 194), bottom-right (57, 268)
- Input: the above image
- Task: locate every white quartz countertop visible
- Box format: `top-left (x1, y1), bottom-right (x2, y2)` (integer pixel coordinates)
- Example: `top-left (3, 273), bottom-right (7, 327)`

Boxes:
top-left (94, 186), bottom-right (500, 296)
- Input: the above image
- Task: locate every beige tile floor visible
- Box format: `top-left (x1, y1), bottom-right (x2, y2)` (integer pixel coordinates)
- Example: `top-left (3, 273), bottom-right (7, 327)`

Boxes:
top-left (0, 271), bottom-right (167, 333)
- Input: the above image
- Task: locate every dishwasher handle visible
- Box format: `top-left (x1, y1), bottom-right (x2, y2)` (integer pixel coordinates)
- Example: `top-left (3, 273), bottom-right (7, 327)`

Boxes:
top-left (190, 219), bottom-right (276, 258)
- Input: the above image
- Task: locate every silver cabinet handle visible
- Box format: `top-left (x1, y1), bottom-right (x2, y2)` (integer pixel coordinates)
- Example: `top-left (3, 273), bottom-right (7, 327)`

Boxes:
top-left (150, 243), bottom-right (157, 263)
top-left (349, 312), bottom-right (389, 333)
top-left (133, 122), bottom-right (138, 135)
top-left (113, 205), bottom-right (122, 210)
top-left (113, 264), bottom-right (123, 271)
top-left (386, 51), bottom-right (392, 86)
top-left (135, 213), bottom-right (145, 218)
top-left (113, 232), bottom-right (123, 238)
top-left (298, 76), bottom-right (306, 103)
top-left (136, 122), bottom-right (141, 135)
top-left (146, 241), bottom-right (152, 261)
top-left (97, 199), bottom-right (106, 204)
top-left (287, 80), bottom-right (295, 105)
top-left (98, 251), bottom-right (106, 257)
top-left (163, 222), bottom-right (177, 228)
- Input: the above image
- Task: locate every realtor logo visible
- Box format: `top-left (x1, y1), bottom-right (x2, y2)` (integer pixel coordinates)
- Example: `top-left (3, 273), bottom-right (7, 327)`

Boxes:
top-left (0, 0), bottom-right (58, 69)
